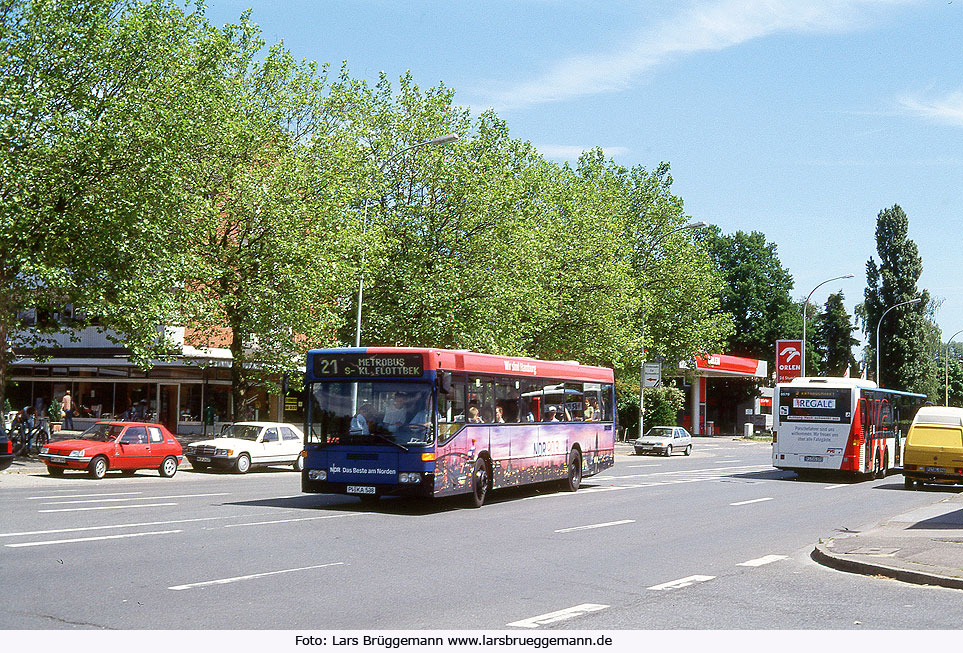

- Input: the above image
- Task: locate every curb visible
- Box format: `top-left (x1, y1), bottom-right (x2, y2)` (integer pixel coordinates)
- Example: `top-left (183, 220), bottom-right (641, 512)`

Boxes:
top-left (811, 542), bottom-right (963, 591)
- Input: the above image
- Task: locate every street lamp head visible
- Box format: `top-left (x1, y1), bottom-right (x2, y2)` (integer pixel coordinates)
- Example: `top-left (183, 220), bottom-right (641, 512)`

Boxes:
top-left (684, 221), bottom-right (707, 229)
top-left (428, 133), bottom-right (459, 146)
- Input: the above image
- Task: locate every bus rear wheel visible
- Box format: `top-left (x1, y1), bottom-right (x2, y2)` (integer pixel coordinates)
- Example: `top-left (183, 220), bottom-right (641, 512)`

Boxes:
top-left (468, 458), bottom-right (491, 508)
top-left (562, 449), bottom-right (582, 492)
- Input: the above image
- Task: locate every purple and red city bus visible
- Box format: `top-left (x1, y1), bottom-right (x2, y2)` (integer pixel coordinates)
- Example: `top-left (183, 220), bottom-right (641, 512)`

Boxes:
top-left (301, 347), bottom-right (616, 507)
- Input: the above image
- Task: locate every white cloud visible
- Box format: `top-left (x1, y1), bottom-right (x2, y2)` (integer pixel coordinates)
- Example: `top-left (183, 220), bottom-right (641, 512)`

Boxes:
top-left (537, 144), bottom-right (630, 159)
top-left (484, 0), bottom-right (917, 111)
top-left (899, 91), bottom-right (963, 127)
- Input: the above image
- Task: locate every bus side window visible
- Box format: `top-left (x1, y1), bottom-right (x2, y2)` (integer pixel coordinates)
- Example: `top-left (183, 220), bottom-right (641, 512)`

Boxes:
top-left (519, 380), bottom-right (541, 422)
top-left (859, 400), bottom-right (868, 434)
top-left (447, 377), bottom-right (467, 423)
top-left (600, 384), bottom-right (614, 421)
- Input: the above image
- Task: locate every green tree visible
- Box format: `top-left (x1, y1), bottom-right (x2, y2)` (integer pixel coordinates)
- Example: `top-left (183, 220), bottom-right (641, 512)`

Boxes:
top-left (859, 205), bottom-right (937, 396)
top-left (643, 386), bottom-right (685, 428)
top-left (0, 0), bottom-right (216, 423)
top-left (816, 292), bottom-right (858, 376)
top-left (699, 228), bottom-right (799, 370)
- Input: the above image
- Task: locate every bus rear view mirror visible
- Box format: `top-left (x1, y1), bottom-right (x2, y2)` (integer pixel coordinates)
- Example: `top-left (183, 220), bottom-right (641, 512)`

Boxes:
top-left (437, 372), bottom-right (452, 394)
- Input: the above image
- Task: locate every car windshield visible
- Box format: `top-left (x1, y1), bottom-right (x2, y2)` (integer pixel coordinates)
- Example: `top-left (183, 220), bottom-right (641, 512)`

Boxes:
top-left (218, 425), bottom-right (261, 441)
top-left (644, 427), bottom-right (674, 439)
top-left (79, 424), bottom-right (124, 442)
top-left (307, 381), bottom-right (434, 447)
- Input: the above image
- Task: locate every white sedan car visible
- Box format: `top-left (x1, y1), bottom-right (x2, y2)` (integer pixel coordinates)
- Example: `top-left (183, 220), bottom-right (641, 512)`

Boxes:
top-left (633, 426), bottom-right (692, 456)
top-left (185, 422), bottom-right (305, 473)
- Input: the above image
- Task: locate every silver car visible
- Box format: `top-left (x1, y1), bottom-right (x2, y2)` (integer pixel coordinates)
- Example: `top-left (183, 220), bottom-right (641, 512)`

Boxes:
top-left (634, 426), bottom-right (692, 456)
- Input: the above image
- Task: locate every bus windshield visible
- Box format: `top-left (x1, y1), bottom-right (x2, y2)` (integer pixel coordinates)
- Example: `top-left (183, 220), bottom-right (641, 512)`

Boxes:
top-left (308, 381), bottom-right (434, 446)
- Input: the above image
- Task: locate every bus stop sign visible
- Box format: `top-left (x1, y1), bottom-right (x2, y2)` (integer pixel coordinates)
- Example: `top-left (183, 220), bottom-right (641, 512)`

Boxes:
top-left (642, 362), bottom-right (662, 388)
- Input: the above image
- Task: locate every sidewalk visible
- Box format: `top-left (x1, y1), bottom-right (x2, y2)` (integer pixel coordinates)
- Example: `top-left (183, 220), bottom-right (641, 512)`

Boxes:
top-left (813, 489), bottom-right (963, 590)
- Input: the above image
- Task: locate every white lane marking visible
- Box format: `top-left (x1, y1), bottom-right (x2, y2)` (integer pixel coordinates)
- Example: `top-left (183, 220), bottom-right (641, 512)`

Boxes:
top-left (168, 562), bottom-right (345, 591)
top-left (730, 497), bottom-right (774, 506)
top-left (6, 530), bottom-right (182, 548)
top-left (625, 464), bottom-right (662, 468)
top-left (40, 492), bottom-right (229, 505)
top-left (224, 514), bottom-right (366, 528)
top-left (39, 503), bottom-right (178, 513)
top-left (738, 554), bottom-right (787, 567)
top-left (824, 484), bottom-right (849, 490)
top-left (608, 464), bottom-right (768, 479)
top-left (507, 604), bottom-right (609, 628)
top-left (554, 519), bottom-right (635, 534)
top-left (648, 575), bottom-right (715, 591)
top-left (0, 513), bottom-right (294, 538)
top-left (27, 492), bottom-right (143, 500)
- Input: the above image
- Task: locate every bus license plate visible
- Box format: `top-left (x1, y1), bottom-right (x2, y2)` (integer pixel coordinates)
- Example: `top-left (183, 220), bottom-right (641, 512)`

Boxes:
top-left (925, 466), bottom-right (946, 473)
top-left (347, 485), bottom-right (376, 495)
top-left (803, 455), bottom-right (824, 462)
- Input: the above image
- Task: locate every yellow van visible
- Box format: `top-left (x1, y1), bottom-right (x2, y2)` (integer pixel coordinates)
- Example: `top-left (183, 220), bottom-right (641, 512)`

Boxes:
top-left (902, 406), bottom-right (963, 489)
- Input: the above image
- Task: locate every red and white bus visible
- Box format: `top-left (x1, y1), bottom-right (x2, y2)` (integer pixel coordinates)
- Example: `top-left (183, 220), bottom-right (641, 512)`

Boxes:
top-left (773, 377), bottom-right (925, 478)
top-left (301, 347), bottom-right (616, 507)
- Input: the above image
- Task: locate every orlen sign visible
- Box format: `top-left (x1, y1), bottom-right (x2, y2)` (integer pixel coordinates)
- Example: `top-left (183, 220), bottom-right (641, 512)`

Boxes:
top-left (775, 340), bottom-right (803, 384)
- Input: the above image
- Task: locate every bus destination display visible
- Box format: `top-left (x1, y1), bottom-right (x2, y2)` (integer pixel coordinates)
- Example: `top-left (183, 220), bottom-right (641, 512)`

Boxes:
top-left (313, 353), bottom-right (424, 378)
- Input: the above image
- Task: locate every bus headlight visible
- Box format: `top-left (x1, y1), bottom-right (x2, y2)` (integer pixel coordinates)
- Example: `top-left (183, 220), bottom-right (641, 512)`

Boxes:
top-left (308, 469), bottom-right (327, 481)
top-left (399, 472), bottom-right (421, 484)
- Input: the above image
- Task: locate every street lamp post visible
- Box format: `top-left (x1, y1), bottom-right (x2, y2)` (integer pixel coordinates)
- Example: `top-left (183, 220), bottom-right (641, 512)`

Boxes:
top-left (354, 133), bottom-right (459, 347)
top-left (875, 297), bottom-right (922, 385)
top-left (801, 273), bottom-right (854, 378)
top-left (639, 220), bottom-right (707, 439)
top-left (946, 329), bottom-right (963, 406)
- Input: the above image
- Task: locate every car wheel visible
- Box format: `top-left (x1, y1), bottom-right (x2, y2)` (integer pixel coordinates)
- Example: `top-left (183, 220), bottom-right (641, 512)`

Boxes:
top-left (468, 457), bottom-right (491, 508)
top-left (293, 455), bottom-right (304, 472)
top-left (634, 447), bottom-right (644, 455)
top-left (684, 445), bottom-right (692, 456)
top-left (234, 453), bottom-right (251, 474)
top-left (159, 456), bottom-right (178, 478)
top-left (903, 476), bottom-right (915, 490)
top-left (664, 445), bottom-right (672, 457)
top-left (88, 456), bottom-right (108, 479)
top-left (562, 448), bottom-right (582, 492)
top-left (46, 466), bottom-right (63, 477)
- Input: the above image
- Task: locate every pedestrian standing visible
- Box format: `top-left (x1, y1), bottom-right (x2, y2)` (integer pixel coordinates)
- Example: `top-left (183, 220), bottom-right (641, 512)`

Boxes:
top-left (62, 390), bottom-right (74, 430)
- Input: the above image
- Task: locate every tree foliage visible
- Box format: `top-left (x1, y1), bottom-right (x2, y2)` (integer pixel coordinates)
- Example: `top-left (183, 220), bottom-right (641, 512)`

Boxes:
top-left (816, 292), bottom-right (858, 376)
top-left (859, 205), bottom-right (937, 396)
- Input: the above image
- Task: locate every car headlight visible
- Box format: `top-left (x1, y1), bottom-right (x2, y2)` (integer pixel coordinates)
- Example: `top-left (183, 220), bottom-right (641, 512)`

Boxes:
top-left (215, 448), bottom-right (233, 456)
top-left (187, 446), bottom-right (195, 453)
top-left (399, 472), bottom-right (421, 484)
top-left (308, 469), bottom-right (327, 481)
top-left (40, 446), bottom-right (49, 454)
top-left (69, 450), bottom-right (85, 458)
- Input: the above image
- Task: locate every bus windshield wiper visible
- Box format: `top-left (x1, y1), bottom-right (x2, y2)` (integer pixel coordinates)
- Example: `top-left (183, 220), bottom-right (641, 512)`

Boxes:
top-left (370, 433), bottom-right (408, 452)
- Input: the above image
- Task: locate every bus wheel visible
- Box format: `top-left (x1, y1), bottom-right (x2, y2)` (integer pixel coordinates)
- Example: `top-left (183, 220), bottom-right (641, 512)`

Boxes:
top-left (903, 476), bottom-right (915, 490)
top-left (873, 452), bottom-right (883, 479)
top-left (468, 458), bottom-right (491, 508)
top-left (563, 449), bottom-right (582, 492)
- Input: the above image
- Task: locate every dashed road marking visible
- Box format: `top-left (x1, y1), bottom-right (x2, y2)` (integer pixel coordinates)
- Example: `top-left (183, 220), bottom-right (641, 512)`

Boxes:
top-left (507, 604), bottom-right (609, 628)
top-left (40, 492), bottom-right (229, 505)
top-left (27, 492), bottom-right (143, 500)
top-left (554, 519), bottom-right (635, 533)
top-left (648, 575), bottom-right (715, 591)
top-left (39, 502), bottom-right (178, 513)
top-left (738, 554), bottom-right (787, 567)
top-left (168, 562), bottom-right (345, 590)
top-left (6, 530), bottom-right (182, 548)
top-left (824, 484), bottom-right (849, 490)
top-left (729, 497), bottom-right (774, 506)
top-left (224, 514), bottom-right (366, 528)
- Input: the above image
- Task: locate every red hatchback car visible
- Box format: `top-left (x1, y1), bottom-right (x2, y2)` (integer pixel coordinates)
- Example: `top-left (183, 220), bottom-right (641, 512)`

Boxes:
top-left (38, 422), bottom-right (183, 479)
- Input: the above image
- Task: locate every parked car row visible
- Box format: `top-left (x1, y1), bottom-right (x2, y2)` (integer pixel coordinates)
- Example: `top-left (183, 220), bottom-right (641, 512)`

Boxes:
top-left (36, 421), bottom-right (304, 479)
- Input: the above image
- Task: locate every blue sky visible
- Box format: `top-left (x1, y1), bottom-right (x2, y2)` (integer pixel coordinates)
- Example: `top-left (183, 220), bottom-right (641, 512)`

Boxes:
top-left (204, 0), bottom-right (963, 347)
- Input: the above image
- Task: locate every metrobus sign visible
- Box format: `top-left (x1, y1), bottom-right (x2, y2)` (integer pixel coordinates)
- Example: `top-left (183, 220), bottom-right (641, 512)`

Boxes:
top-left (775, 340), bottom-right (803, 384)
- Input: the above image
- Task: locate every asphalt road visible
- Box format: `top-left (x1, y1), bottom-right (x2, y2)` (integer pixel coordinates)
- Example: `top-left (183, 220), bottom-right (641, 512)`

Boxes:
top-left (1, 437), bottom-right (961, 631)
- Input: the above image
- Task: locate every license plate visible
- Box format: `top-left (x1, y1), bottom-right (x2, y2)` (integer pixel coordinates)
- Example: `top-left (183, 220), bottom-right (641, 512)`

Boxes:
top-left (925, 466), bottom-right (946, 473)
top-left (346, 485), bottom-right (376, 495)
top-left (196, 457), bottom-right (211, 463)
top-left (49, 456), bottom-right (65, 464)
top-left (803, 455), bottom-right (824, 462)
